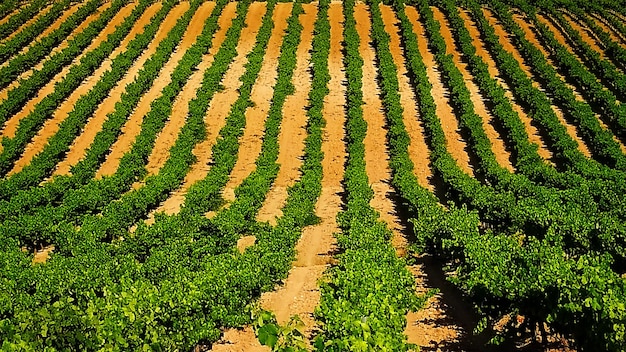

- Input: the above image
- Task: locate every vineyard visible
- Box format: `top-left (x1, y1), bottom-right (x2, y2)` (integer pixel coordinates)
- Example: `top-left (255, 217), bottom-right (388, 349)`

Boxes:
top-left (1, 0), bottom-right (626, 350)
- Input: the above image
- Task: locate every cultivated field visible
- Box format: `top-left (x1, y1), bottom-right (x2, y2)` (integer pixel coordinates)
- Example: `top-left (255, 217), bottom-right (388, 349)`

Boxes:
top-left (1, 0), bottom-right (626, 350)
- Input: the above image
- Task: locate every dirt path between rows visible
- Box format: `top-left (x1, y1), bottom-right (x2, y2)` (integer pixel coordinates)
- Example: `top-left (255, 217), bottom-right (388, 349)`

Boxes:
top-left (53, 3), bottom-right (162, 176)
top-left (0, 1), bottom-right (122, 137)
top-left (592, 13), bottom-right (626, 47)
top-left (562, 12), bottom-right (607, 57)
top-left (143, 1), bottom-right (218, 177)
top-left (483, 8), bottom-right (592, 159)
top-left (150, 2), bottom-right (265, 218)
top-left (406, 6), bottom-right (474, 176)
top-left (458, 9), bottom-right (553, 163)
top-left (256, 4), bottom-right (317, 225)
top-left (94, 2), bottom-right (191, 178)
top-left (257, 3), bottom-right (331, 344)
top-left (6, 3), bottom-right (139, 175)
top-left (220, 3), bottom-right (293, 202)
top-left (380, 4), bottom-right (433, 190)
top-left (434, 6), bottom-right (514, 172)
top-left (0, 2), bottom-right (81, 69)
top-left (0, 2), bottom-right (113, 96)
top-left (0, 8), bottom-right (20, 27)
top-left (533, 13), bottom-right (626, 154)
top-left (2, 3), bottom-right (52, 43)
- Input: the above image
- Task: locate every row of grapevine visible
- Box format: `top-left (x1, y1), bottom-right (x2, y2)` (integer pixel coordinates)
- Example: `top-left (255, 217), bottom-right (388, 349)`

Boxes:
top-left (0, 0), bottom-right (48, 41)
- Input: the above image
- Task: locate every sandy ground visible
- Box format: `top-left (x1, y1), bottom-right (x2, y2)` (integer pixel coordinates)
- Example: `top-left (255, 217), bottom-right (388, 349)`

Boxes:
top-left (0, 2), bottom-right (114, 97)
top-left (150, 2), bottom-right (267, 218)
top-left (258, 1), bottom-right (343, 346)
top-left (1, 3), bottom-right (53, 44)
top-left (94, 2), bottom-right (191, 178)
top-left (406, 6), bottom-right (474, 176)
top-left (221, 3), bottom-right (293, 203)
top-left (591, 13), bottom-right (626, 46)
top-left (533, 13), bottom-right (626, 154)
top-left (7, 3), bottom-right (139, 176)
top-left (482, 8), bottom-right (591, 158)
top-left (459, 9), bottom-right (553, 163)
top-left (0, 2), bottom-right (81, 69)
top-left (143, 1), bottom-right (218, 176)
top-left (256, 4), bottom-right (317, 224)
top-left (380, 4), bottom-right (433, 190)
top-left (433, 6), bottom-right (514, 172)
top-left (562, 12), bottom-right (607, 59)
top-left (53, 2), bottom-right (163, 176)
top-left (0, 1), bottom-right (118, 137)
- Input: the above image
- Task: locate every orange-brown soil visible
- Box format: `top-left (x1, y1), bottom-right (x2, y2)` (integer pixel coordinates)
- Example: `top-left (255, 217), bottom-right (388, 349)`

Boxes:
top-left (380, 4), bottom-right (433, 190)
top-left (511, 13), bottom-right (592, 157)
top-left (7, 2), bottom-right (139, 176)
top-left (407, 6), bottom-right (474, 176)
top-left (221, 2), bottom-right (293, 202)
top-left (591, 13), bottom-right (626, 47)
top-left (53, 3), bottom-right (163, 176)
top-left (0, 2), bottom-right (127, 140)
top-left (256, 4), bottom-right (317, 224)
top-left (483, 8), bottom-right (591, 158)
top-left (150, 2), bottom-right (265, 218)
top-left (0, 8), bottom-right (20, 27)
top-left (143, 1), bottom-right (218, 176)
top-left (561, 12), bottom-right (608, 60)
top-left (0, 2), bottom-right (81, 69)
top-left (434, 6), bottom-right (514, 172)
top-left (257, 2), bottom-right (344, 345)
top-left (94, 2), bottom-right (192, 178)
top-left (2, 3), bottom-right (53, 43)
top-left (533, 13), bottom-right (626, 154)
top-left (459, 9), bottom-right (554, 163)
top-left (1, 2), bottom-right (114, 95)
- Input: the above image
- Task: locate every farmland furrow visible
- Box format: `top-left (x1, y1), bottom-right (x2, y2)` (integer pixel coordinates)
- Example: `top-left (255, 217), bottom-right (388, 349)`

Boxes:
top-left (0, 0), bottom-right (127, 139)
top-left (258, 1), bottom-right (331, 340)
top-left (53, 2), bottom-right (163, 176)
top-left (8, 3), bottom-right (140, 175)
top-left (508, 13), bottom-right (594, 158)
top-left (1, 3), bottom-right (52, 44)
top-left (0, 1), bottom-right (114, 98)
top-left (604, 11), bottom-right (626, 42)
top-left (434, 6), bottom-right (514, 172)
top-left (142, 1), bottom-right (220, 177)
top-left (256, 4), bottom-right (316, 224)
top-left (458, 9), bottom-right (554, 162)
top-left (150, 2), bottom-right (261, 217)
top-left (406, 5), bottom-right (474, 176)
top-left (0, 1), bottom-right (80, 67)
top-left (562, 12), bottom-right (607, 58)
top-left (220, 3), bottom-right (292, 203)
top-left (0, 0), bottom-right (47, 42)
top-left (95, 2), bottom-right (193, 178)
top-left (380, 5), bottom-right (433, 189)
top-left (482, 7), bottom-right (592, 160)
top-left (532, 13), bottom-right (626, 154)
top-left (591, 13), bottom-right (626, 47)
top-left (0, 7), bottom-right (20, 26)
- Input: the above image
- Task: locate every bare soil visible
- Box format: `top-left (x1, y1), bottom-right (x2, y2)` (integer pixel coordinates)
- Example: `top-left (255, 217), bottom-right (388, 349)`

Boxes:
top-left (1, 2), bottom-right (115, 99)
top-left (434, 6), bottom-right (514, 172)
top-left (380, 4), bottom-right (433, 190)
top-left (0, 1), bottom-right (122, 139)
top-left (0, 8), bottom-right (20, 27)
top-left (53, 3), bottom-right (163, 176)
top-left (2, 3), bottom-right (53, 43)
top-left (221, 3), bottom-right (293, 202)
top-left (7, 3), bottom-right (139, 176)
top-left (591, 13), bottom-right (626, 46)
top-left (459, 9), bottom-right (554, 162)
top-left (483, 8), bottom-right (591, 159)
top-left (0, 2), bottom-right (82, 69)
top-left (258, 1), bottom-right (344, 344)
top-left (533, 13), bottom-right (626, 154)
top-left (256, 4), bottom-right (317, 224)
top-left (150, 2), bottom-right (264, 218)
top-left (512, 13), bottom-right (592, 158)
top-left (562, 12), bottom-right (607, 58)
top-left (95, 2), bottom-right (191, 178)
top-left (144, 1), bottom-right (218, 176)
top-left (406, 6), bottom-right (474, 176)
